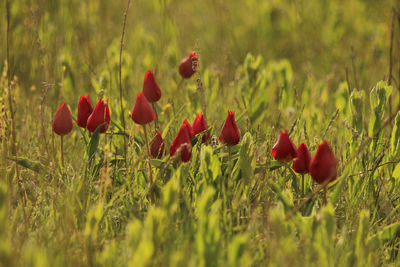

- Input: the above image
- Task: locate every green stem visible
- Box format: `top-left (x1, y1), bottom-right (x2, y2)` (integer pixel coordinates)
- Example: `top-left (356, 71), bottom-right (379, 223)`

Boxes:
top-left (61, 135), bottom-right (64, 169)
top-left (301, 174), bottom-right (305, 197)
top-left (152, 102), bottom-right (158, 132)
top-left (228, 146), bottom-right (232, 181)
top-left (143, 124), bottom-right (155, 204)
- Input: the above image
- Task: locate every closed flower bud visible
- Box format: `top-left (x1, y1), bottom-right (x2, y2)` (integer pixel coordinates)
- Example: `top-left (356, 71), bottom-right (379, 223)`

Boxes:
top-left (131, 92), bottom-right (156, 125)
top-left (271, 130), bottom-right (297, 162)
top-left (192, 113), bottom-right (210, 143)
top-left (87, 99), bottom-right (110, 133)
top-left (53, 102), bottom-right (73, 136)
top-left (143, 70), bottom-right (161, 102)
top-left (219, 111), bottom-right (240, 146)
top-left (183, 118), bottom-right (194, 138)
top-left (179, 52), bottom-right (198, 79)
top-left (309, 140), bottom-right (338, 184)
top-left (292, 143), bottom-right (311, 174)
top-left (170, 120), bottom-right (192, 162)
top-left (150, 131), bottom-right (165, 158)
top-left (77, 94), bottom-right (93, 128)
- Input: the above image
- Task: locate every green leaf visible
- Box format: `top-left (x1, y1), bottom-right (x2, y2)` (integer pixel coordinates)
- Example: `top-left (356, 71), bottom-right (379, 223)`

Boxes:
top-left (368, 81), bottom-right (392, 137)
top-left (200, 146), bottom-right (221, 183)
top-left (87, 124), bottom-right (104, 160)
top-left (269, 160), bottom-right (284, 171)
top-left (7, 156), bottom-right (45, 173)
top-left (238, 132), bottom-right (255, 180)
top-left (190, 127), bottom-right (212, 146)
top-left (329, 172), bottom-right (347, 206)
top-left (392, 163), bottom-right (400, 181)
top-left (391, 111), bottom-right (400, 156)
top-left (350, 89), bottom-right (365, 133)
top-left (367, 222), bottom-right (400, 248)
top-left (267, 180), bottom-right (294, 210)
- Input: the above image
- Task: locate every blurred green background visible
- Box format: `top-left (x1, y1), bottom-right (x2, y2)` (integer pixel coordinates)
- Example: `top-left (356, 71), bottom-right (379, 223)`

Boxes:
top-left (0, 0), bottom-right (396, 96)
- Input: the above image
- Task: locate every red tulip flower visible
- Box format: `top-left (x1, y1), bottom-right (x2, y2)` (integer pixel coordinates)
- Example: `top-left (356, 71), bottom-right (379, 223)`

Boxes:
top-left (170, 120), bottom-right (192, 162)
top-left (143, 70), bottom-right (161, 102)
top-left (292, 143), bottom-right (311, 174)
top-left (179, 52), bottom-right (198, 79)
top-left (271, 130), bottom-right (297, 162)
top-left (87, 99), bottom-right (110, 133)
top-left (131, 92), bottom-right (156, 125)
top-left (183, 118), bottom-right (194, 138)
top-left (192, 113), bottom-right (210, 143)
top-left (150, 131), bottom-right (165, 158)
top-left (77, 94), bottom-right (93, 128)
top-left (53, 102), bottom-right (73, 136)
top-left (219, 111), bottom-right (240, 146)
top-left (309, 140), bottom-right (338, 184)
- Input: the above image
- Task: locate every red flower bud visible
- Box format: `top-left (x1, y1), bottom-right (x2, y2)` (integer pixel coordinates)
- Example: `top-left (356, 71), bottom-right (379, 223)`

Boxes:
top-left (143, 70), bottom-right (161, 102)
top-left (309, 140), bottom-right (338, 184)
top-left (192, 113), bottom-right (210, 143)
top-left (52, 102), bottom-right (73, 136)
top-left (150, 131), bottom-right (165, 158)
top-left (271, 130), bottom-right (297, 162)
top-left (87, 99), bottom-right (110, 133)
top-left (219, 111), bottom-right (240, 146)
top-left (77, 94), bottom-right (93, 128)
top-left (292, 143), bottom-right (311, 174)
top-left (131, 92), bottom-right (156, 125)
top-left (179, 52), bottom-right (198, 79)
top-left (170, 120), bottom-right (192, 162)
top-left (183, 118), bottom-right (194, 138)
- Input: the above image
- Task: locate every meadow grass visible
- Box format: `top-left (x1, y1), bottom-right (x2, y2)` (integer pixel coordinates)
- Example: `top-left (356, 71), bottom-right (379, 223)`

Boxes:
top-left (1, 0), bottom-right (400, 266)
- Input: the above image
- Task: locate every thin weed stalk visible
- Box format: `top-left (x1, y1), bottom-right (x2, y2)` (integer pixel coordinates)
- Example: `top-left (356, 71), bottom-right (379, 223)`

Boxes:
top-left (119, 0), bottom-right (131, 173)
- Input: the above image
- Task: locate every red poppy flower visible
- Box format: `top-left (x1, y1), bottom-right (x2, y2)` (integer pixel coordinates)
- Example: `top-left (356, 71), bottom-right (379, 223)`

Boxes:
top-left (179, 52), bottom-right (198, 79)
top-left (87, 99), bottom-right (110, 133)
top-left (170, 120), bottom-right (192, 162)
top-left (271, 130), bottom-right (297, 162)
top-left (143, 70), bottom-right (161, 102)
top-left (292, 143), bottom-right (312, 174)
top-left (219, 111), bottom-right (240, 146)
top-left (192, 113), bottom-right (210, 143)
top-left (53, 102), bottom-right (73, 136)
top-left (309, 140), bottom-right (338, 184)
top-left (131, 92), bottom-right (156, 125)
top-left (77, 94), bottom-right (93, 128)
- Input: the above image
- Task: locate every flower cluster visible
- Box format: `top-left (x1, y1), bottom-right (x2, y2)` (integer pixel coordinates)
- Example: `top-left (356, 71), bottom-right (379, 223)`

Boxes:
top-left (271, 130), bottom-right (338, 185)
top-left (52, 51), bottom-right (338, 186)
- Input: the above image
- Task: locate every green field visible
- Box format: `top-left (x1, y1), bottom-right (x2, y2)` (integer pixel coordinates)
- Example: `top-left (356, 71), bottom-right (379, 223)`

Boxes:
top-left (2, 0), bottom-right (400, 266)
